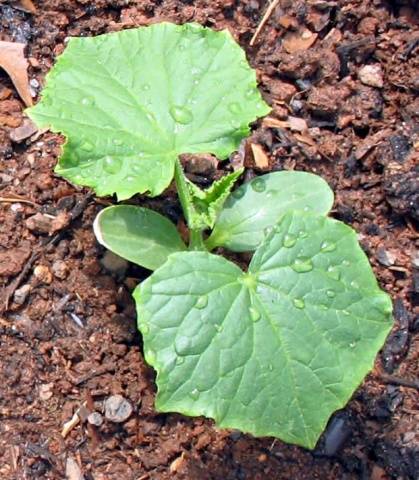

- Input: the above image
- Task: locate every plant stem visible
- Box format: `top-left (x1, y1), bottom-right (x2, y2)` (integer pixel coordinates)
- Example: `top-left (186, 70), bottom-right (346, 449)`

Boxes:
top-left (174, 158), bottom-right (206, 251)
top-left (189, 229), bottom-right (205, 250)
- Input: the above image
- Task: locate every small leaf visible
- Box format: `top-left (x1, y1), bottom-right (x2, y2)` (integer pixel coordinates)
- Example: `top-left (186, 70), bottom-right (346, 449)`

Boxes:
top-left (134, 211), bottom-right (392, 449)
top-left (93, 205), bottom-right (186, 271)
top-left (27, 23), bottom-right (270, 200)
top-left (177, 161), bottom-right (244, 230)
top-left (206, 170), bottom-right (334, 251)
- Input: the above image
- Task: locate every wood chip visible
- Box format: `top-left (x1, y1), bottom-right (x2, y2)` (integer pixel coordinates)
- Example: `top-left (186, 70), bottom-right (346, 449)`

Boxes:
top-left (283, 28), bottom-right (318, 53)
top-left (9, 0), bottom-right (37, 13)
top-left (169, 452), bottom-right (186, 473)
top-left (263, 116), bottom-right (308, 132)
top-left (0, 41), bottom-right (33, 107)
top-left (251, 143), bottom-right (270, 170)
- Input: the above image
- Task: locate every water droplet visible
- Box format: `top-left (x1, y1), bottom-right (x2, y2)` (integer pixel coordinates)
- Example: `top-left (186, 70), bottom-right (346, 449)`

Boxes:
top-left (249, 307), bottom-right (261, 322)
top-left (113, 138), bottom-right (122, 146)
top-left (291, 257), bottom-right (313, 273)
top-left (103, 155), bottom-right (121, 174)
top-left (81, 97), bottom-right (94, 106)
top-left (195, 295), bottom-right (208, 309)
top-left (189, 388), bottom-right (200, 400)
top-left (298, 230), bottom-right (308, 239)
top-left (342, 260), bottom-right (350, 266)
top-left (350, 280), bottom-right (359, 289)
top-left (349, 342), bottom-right (356, 348)
top-left (175, 336), bottom-right (191, 356)
top-left (146, 112), bottom-right (156, 122)
top-left (175, 356), bottom-right (185, 365)
top-left (140, 323), bottom-right (149, 334)
top-left (319, 304), bottom-right (328, 310)
top-left (169, 105), bottom-right (193, 125)
top-left (264, 226), bottom-right (274, 237)
top-left (327, 265), bottom-right (340, 280)
top-left (342, 310), bottom-right (350, 316)
top-left (321, 241), bottom-right (336, 253)
top-left (245, 87), bottom-right (256, 98)
top-left (80, 166), bottom-right (93, 178)
top-left (228, 102), bottom-right (240, 114)
top-left (293, 298), bottom-right (305, 309)
top-left (146, 349), bottom-right (156, 363)
top-left (283, 234), bottom-right (297, 248)
top-left (132, 164), bottom-right (142, 174)
top-left (142, 83), bottom-right (150, 91)
top-left (125, 175), bottom-right (137, 182)
top-left (251, 177), bottom-right (266, 192)
top-left (232, 187), bottom-right (245, 199)
top-left (268, 364), bottom-right (274, 371)
top-left (191, 67), bottom-right (201, 76)
top-left (214, 323), bottom-right (223, 332)
top-left (80, 141), bottom-right (94, 152)
top-left (326, 289), bottom-right (336, 298)
top-left (230, 118), bottom-right (241, 129)
top-left (303, 206), bottom-right (310, 211)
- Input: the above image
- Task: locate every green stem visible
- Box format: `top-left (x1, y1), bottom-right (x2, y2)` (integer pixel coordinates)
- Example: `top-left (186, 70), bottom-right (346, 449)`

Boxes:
top-left (174, 158), bottom-right (206, 251)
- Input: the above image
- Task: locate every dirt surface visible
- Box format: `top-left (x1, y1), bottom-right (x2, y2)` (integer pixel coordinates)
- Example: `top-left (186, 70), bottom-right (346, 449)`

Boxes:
top-left (0, 1), bottom-right (418, 479)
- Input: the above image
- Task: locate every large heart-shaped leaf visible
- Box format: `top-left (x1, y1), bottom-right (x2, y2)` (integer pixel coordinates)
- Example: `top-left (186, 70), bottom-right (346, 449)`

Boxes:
top-left (93, 205), bottom-right (186, 271)
top-left (135, 211), bottom-right (392, 449)
top-left (206, 171), bottom-right (334, 251)
top-left (27, 23), bottom-right (270, 200)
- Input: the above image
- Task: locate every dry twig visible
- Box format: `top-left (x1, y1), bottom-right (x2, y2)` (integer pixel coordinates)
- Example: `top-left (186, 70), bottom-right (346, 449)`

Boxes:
top-left (250, 0), bottom-right (281, 47)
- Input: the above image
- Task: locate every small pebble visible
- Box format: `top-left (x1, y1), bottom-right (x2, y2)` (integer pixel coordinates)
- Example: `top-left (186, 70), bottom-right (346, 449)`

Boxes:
top-left (52, 260), bottom-right (69, 280)
top-left (376, 247), bottom-right (396, 267)
top-left (87, 412), bottom-right (104, 427)
top-left (39, 383), bottom-right (54, 401)
top-left (33, 265), bottom-right (53, 284)
top-left (104, 394), bottom-right (133, 423)
top-left (13, 284), bottom-right (31, 305)
top-left (358, 64), bottom-right (384, 88)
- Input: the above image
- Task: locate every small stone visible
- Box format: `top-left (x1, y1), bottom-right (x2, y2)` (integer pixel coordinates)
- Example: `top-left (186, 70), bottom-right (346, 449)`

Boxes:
top-left (52, 260), bottom-right (69, 280)
top-left (13, 284), bottom-right (31, 305)
top-left (9, 118), bottom-right (38, 142)
top-left (33, 264), bottom-right (53, 284)
top-left (101, 251), bottom-right (128, 276)
top-left (358, 64), bottom-right (384, 88)
top-left (87, 412), bottom-right (104, 427)
top-left (65, 457), bottom-right (85, 480)
top-left (104, 394), bottom-right (133, 423)
top-left (39, 383), bottom-right (54, 401)
top-left (376, 247), bottom-right (396, 267)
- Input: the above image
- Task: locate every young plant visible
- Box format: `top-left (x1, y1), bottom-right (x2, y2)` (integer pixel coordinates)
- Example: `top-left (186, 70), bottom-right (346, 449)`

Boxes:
top-left (27, 23), bottom-right (393, 449)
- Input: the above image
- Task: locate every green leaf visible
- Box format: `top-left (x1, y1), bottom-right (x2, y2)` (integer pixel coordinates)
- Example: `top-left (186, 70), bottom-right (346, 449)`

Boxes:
top-left (134, 211), bottom-right (392, 449)
top-left (175, 160), bottom-right (244, 230)
top-left (27, 23), bottom-right (270, 200)
top-left (206, 171), bottom-right (334, 252)
top-left (93, 205), bottom-right (186, 270)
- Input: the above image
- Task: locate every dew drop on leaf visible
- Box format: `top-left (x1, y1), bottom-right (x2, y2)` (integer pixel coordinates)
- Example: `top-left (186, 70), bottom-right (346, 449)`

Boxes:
top-left (174, 336), bottom-right (191, 356)
top-left (283, 234), bottom-right (297, 248)
top-left (326, 289), bottom-right (336, 298)
top-left (103, 155), bottom-right (122, 174)
top-left (321, 240), bottom-right (337, 252)
top-left (189, 388), bottom-right (200, 400)
top-left (268, 364), bottom-right (274, 371)
top-left (146, 349), bottom-right (156, 363)
top-left (291, 257), bottom-right (313, 273)
top-left (298, 230), bottom-right (308, 239)
top-left (342, 260), bottom-right (351, 266)
top-left (80, 141), bottom-right (94, 152)
top-left (293, 298), bottom-right (305, 309)
top-left (232, 187), bottom-right (245, 199)
top-left (214, 323), bottom-right (223, 332)
top-left (350, 280), bottom-right (359, 289)
top-left (327, 265), bottom-right (340, 280)
top-left (342, 310), bottom-right (350, 316)
top-left (251, 177), bottom-right (266, 192)
top-left (140, 323), bottom-right (150, 334)
top-left (169, 105), bottom-right (193, 125)
top-left (142, 83), bottom-right (150, 91)
top-left (249, 306), bottom-right (261, 322)
top-left (195, 295), bottom-right (208, 309)
top-left (175, 356), bottom-right (185, 365)
top-left (81, 97), bottom-right (94, 106)
top-left (113, 138), bottom-right (122, 146)
top-left (228, 102), bottom-right (240, 114)
top-left (264, 226), bottom-right (274, 237)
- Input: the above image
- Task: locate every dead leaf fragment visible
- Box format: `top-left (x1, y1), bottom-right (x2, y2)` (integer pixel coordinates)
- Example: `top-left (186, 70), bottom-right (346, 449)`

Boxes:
top-left (283, 29), bottom-right (318, 53)
top-left (0, 41), bottom-right (33, 107)
top-left (263, 116), bottom-right (308, 132)
top-left (9, 118), bottom-right (38, 142)
top-left (251, 143), bottom-right (270, 170)
top-left (9, 0), bottom-right (37, 13)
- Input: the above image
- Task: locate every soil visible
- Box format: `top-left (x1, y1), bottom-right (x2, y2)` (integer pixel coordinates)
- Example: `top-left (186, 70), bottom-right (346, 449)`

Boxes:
top-left (0, 1), bottom-right (418, 479)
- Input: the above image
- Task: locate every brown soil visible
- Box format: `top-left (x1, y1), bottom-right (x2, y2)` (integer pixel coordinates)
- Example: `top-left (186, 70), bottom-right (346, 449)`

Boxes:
top-left (0, 1), bottom-right (418, 479)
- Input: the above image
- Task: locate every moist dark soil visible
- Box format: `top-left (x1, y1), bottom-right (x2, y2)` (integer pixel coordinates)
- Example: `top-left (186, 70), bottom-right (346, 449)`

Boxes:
top-left (0, 1), bottom-right (418, 479)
